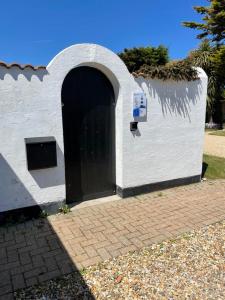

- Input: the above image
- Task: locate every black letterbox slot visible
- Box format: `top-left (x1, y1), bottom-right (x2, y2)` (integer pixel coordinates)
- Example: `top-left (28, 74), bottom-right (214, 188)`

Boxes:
top-left (25, 137), bottom-right (57, 171)
top-left (130, 122), bottom-right (138, 131)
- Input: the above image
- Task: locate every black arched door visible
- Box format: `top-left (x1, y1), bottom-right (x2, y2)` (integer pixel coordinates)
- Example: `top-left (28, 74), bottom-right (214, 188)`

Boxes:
top-left (62, 66), bottom-right (115, 203)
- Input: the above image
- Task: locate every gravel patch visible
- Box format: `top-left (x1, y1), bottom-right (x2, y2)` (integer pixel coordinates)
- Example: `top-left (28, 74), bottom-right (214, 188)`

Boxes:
top-left (15, 221), bottom-right (225, 300)
top-left (204, 132), bottom-right (225, 158)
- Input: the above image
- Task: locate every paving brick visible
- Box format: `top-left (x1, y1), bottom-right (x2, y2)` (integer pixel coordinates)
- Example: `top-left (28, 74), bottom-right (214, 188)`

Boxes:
top-left (93, 240), bottom-right (111, 249)
top-left (25, 277), bottom-right (38, 287)
top-left (0, 257), bottom-right (7, 265)
top-left (1, 292), bottom-right (14, 300)
top-left (68, 240), bottom-right (84, 254)
top-left (0, 246), bottom-right (7, 259)
top-left (7, 250), bottom-right (19, 263)
top-left (106, 242), bottom-right (123, 252)
top-left (94, 231), bottom-right (106, 242)
top-left (1, 240), bottom-right (16, 249)
top-left (59, 260), bottom-right (75, 275)
top-left (1, 261), bottom-right (20, 272)
top-left (0, 272), bottom-right (11, 286)
top-left (106, 234), bottom-right (119, 244)
top-left (36, 237), bottom-right (48, 247)
top-left (19, 252), bottom-right (31, 265)
top-left (38, 269), bottom-right (61, 283)
top-left (0, 284), bottom-right (12, 297)
top-left (108, 248), bottom-right (121, 258)
top-left (81, 238), bottom-right (98, 247)
top-left (118, 236), bottom-right (132, 246)
top-left (18, 245), bottom-right (36, 254)
top-left (73, 253), bottom-right (89, 263)
top-left (45, 257), bottom-right (58, 272)
top-left (81, 256), bottom-right (102, 268)
top-left (42, 248), bottom-right (64, 259)
top-left (12, 274), bottom-right (26, 290)
top-left (48, 238), bottom-right (60, 250)
top-left (85, 245), bottom-right (98, 258)
top-left (150, 234), bottom-right (167, 244)
top-left (30, 246), bottom-right (50, 256)
top-left (24, 267), bottom-right (46, 280)
top-left (97, 248), bottom-right (112, 260)
top-left (120, 245), bottom-right (138, 255)
top-left (54, 253), bottom-right (70, 263)
top-left (0, 180), bottom-right (224, 295)
top-left (129, 237), bottom-right (144, 248)
top-left (10, 263), bottom-right (33, 276)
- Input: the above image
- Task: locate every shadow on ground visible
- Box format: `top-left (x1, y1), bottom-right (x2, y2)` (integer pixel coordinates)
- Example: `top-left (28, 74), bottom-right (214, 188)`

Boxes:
top-left (0, 155), bottom-right (95, 299)
top-left (0, 218), bottom-right (95, 299)
top-left (202, 162), bottom-right (208, 178)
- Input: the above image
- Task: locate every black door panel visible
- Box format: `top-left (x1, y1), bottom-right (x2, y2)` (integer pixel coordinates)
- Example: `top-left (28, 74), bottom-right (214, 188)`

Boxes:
top-left (61, 66), bottom-right (115, 202)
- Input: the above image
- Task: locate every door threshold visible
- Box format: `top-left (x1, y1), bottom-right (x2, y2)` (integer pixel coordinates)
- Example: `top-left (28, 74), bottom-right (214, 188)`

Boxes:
top-left (70, 194), bottom-right (121, 211)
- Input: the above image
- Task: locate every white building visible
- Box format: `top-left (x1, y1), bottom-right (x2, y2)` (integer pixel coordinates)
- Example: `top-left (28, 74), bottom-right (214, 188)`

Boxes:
top-left (0, 44), bottom-right (207, 217)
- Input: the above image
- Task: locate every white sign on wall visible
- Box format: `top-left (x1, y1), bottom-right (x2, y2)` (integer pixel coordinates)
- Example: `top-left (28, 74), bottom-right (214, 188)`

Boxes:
top-left (133, 92), bottom-right (147, 119)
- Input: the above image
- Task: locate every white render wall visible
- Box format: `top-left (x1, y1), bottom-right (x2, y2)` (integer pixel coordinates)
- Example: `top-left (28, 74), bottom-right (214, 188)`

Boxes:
top-left (125, 73), bottom-right (207, 187)
top-left (0, 44), bottom-right (207, 212)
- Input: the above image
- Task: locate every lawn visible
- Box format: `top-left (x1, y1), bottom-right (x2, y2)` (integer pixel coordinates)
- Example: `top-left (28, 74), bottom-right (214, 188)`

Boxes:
top-left (203, 154), bottom-right (225, 179)
top-left (209, 130), bottom-right (225, 137)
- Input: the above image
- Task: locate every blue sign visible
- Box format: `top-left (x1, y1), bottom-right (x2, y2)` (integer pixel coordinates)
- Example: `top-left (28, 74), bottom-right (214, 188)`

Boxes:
top-left (133, 92), bottom-right (147, 119)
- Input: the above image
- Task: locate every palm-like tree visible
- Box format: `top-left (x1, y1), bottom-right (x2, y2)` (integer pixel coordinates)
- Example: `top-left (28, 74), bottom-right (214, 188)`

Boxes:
top-left (187, 40), bottom-right (217, 121)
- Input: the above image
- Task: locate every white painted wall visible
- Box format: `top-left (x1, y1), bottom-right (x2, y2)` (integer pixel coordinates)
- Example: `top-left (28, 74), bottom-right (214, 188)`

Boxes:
top-left (124, 71), bottom-right (207, 188)
top-left (0, 44), bottom-right (207, 212)
top-left (0, 67), bottom-right (65, 212)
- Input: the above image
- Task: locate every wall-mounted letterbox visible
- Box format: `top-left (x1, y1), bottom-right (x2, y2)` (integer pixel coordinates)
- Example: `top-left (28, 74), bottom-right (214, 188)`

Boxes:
top-left (25, 137), bottom-right (57, 171)
top-left (130, 122), bottom-right (138, 132)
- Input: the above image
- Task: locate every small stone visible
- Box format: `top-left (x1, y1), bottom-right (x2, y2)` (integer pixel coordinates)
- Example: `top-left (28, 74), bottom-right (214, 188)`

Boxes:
top-left (115, 275), bottom-right (123, 284)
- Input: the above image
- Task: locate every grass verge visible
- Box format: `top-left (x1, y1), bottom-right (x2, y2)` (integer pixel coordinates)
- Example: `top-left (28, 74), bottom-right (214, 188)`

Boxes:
top-left (209, 130), bottom-right (225, 137)
top-left (203, 154), bottom-right (225, 179)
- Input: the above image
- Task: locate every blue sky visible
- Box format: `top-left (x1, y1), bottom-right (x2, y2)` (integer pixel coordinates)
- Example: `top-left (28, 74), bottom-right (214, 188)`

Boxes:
top-left (0, 0), bottom-right (207, 66)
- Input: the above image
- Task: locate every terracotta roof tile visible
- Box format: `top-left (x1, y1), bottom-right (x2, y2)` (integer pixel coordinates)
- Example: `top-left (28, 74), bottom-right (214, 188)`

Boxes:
top-left (0, 61), bottom-right (46, 71)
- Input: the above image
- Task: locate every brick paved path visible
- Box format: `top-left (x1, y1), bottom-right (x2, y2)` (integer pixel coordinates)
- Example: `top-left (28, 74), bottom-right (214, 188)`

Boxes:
top-left (1, 180), bottom-right (225, 299)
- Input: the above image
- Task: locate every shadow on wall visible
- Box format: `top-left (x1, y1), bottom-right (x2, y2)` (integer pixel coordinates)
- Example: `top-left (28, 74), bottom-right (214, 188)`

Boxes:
top-left (0, 154), bottom-right (36, 219)
top-left (0, 153), bottom-right (95, 299)
top-left (0, 67), bottom-right (48, 81)
top-left (136, 78), bottom-right (202, 121)
top-left (30, 144), bottom-right (65, 188)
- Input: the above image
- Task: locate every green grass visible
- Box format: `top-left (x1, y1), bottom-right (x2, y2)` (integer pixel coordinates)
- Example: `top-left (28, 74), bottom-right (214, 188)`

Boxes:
top-left (203, 154), bottom-right (225, 179)
top-left (209, 130), bottom-right (225, 137)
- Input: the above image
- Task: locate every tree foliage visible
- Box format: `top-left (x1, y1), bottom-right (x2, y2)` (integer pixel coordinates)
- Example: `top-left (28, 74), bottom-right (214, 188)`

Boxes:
top-left (183, 0), bottom-right (225, 126)
top-left (211, 45), bottom-right (225, 82)
top-left (183, 0), bottom-right (225, 43)
top-left (187, 40), bottom-right (225, 126)
top-left (187, 40), bottom-right (217, 111)
top-left (118, 45), bottom-right (169, 72)
top-left (133, 60), bottom-right (198, 81)
top-left (118, 45), bottom-right (198, 81)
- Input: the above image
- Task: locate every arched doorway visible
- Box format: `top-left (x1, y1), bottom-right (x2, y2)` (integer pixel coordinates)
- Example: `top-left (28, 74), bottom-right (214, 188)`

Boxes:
top-left (61, 66), bottom-right (116, 203)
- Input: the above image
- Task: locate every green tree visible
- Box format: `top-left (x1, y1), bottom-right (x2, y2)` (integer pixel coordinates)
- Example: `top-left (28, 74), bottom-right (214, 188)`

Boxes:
top-left (118, 45), bottom-right (169, 72)
top-left (188, 41), bottom-right (225, 126)
top-left (211, 45), bottom-right (225, 81)
top-left (211, 46), bottom-right (225, 124)
top-left (183, 0), bottom-right (225, 127)
top-left (183, 0), bottom-right (225, 43)
top-left (187, 40), bottom-right (216, 113)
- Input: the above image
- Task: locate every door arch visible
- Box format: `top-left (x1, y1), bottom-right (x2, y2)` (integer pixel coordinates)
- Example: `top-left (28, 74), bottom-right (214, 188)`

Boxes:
top-left (61, 66), bottom-right (115, 203)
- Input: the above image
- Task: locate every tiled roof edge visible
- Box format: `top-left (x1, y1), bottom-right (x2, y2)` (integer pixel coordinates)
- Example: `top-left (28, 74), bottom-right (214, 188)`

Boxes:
top-left (0, 61), bottom-right (46, 71)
